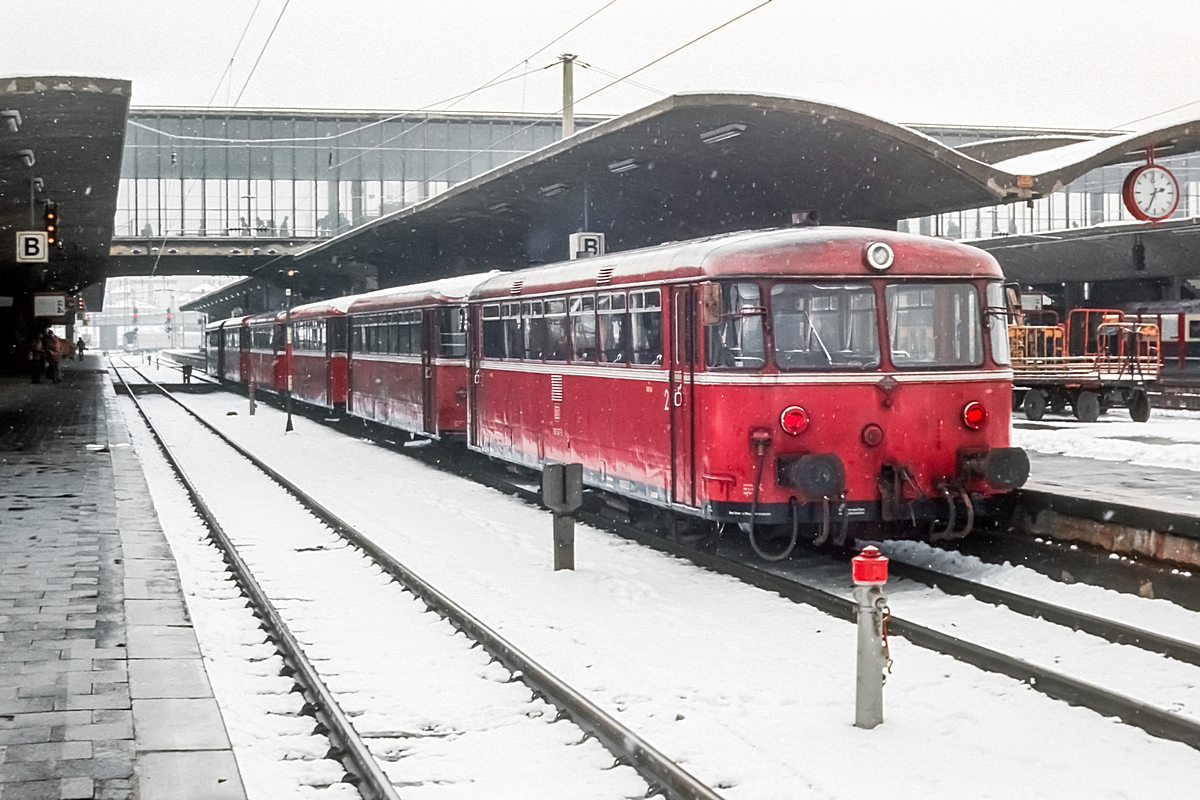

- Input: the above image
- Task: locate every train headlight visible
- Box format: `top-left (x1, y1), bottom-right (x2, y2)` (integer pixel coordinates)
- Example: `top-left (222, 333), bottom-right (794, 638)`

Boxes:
top-left (864, 242), bottom-right (894, 271)
top-left (962, 401), bottom-right (988, 430)
top-left (780, 405), bottom-right (809, 436)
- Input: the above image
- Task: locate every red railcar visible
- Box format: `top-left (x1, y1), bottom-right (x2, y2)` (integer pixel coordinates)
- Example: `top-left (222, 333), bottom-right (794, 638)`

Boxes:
top-left (289, 298), bottom-right (353, 412)
top-left (467, 228), bottom-right (1028, 545)
top-left (245, 312), bottom-right (285, 392)
top-left (346, 273), bottom-right (495, 437)
top-left (205, 316), bottom-right (251, 383)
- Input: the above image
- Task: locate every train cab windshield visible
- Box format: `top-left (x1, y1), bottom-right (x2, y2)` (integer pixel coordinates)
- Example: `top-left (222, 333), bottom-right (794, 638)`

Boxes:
top-left (705, 279), bottom-right (994, 372)
top-left (770, 283), bottom-right (878, 370)
top-left (885, 283), bottom-right (981, 368)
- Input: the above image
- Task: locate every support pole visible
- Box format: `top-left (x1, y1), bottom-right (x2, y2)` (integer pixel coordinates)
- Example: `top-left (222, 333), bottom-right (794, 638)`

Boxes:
top-left (851, 546), bottom-right (890, 730)
top-left (561, 54), bottom-right (576, 139)
top-left (553, 514), bottom-right (575, 571)
top-left (284, 269), bottom-right (296, 433)
top-left (853, 584), bottom-right (887, 729)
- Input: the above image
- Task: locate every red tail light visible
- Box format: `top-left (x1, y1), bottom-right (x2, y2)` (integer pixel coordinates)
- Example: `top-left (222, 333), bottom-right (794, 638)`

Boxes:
top-left (780, 406), bottom-right (809, 436)
top-left (962, 401), bottom-right (987, 430)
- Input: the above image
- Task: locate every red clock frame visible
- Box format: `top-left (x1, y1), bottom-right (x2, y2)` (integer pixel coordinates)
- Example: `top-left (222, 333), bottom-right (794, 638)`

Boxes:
top-left (1122, 164), bottom-right (1180, 222)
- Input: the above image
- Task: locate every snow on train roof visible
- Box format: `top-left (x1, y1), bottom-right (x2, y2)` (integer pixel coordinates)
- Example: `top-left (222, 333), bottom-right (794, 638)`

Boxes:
top-left (470, 226), bottom-right (1001, 300)
top-left (346, 270), bottom-right (502, 314)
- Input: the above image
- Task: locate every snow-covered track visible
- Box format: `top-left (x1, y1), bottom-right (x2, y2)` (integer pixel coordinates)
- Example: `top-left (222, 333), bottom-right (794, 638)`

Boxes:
top-left (116, 362), bottom-right (723, 800)
top-left (112, 361), bottom-right (400, 800)
top-left (617, 530), bottom-right (1200, 750)
top-left (879, 558), bottom-right (1200, 667)
top-left (354, 434), bottom-right (1200, 751)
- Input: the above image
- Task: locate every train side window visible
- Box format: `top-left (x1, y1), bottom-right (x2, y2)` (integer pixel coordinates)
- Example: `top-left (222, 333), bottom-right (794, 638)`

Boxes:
top-left (1190, 319), bottom-right (1200, 340)
top-left (544, 298), bottom-right (569, 361)
top-left (329, 318), bottom-right (347, 352)
top-left (705, 282), bottom-right (765, 370)
top-left (570, 294), bottom-right (596, 362)
top-left (985, 282), bottom-right (1010, 366)
top-left (438, 306), bottom-right (468, 357)
top-left (598, 292), bottom-right (627, 364)
top-left (523, 300), bottom-right (546, 360)
top-left (630, 289), bottom-right (663, 365)
top-left (502, 302), bottom-right (522, 359)
top-left (483, 305), bottom-right (504, 358)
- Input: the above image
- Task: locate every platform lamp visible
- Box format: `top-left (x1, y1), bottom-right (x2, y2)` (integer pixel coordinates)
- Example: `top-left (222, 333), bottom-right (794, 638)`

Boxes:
top-left (284, 269), bottom-right (296, 433)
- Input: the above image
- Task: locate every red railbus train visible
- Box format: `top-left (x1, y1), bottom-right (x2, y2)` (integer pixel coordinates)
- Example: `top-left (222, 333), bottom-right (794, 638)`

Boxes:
top-left (344, 273), bottom-right (494, 437)
top-left (205, 227), bottom-right (1028, 550)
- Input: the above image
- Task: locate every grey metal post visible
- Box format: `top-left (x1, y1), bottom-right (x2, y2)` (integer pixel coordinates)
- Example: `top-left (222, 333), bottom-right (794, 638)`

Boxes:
top-left (543, 463), bottom-right (583, 571)
top-left (853, 583), bottom-right (887, 729)
top-left (553, 514), bottom-right (575, 571)
top-left (561, 54), bottom-right (576, 139)
top-left (248, 380), bottom-right (256, 416)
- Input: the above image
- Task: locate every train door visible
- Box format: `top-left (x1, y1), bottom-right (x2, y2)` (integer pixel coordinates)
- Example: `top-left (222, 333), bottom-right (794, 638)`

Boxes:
top-left (421, 309), bottom-right (436, 435)
top-left (670, 286), bottom-right (697, 507)
top-left (467, 304), bottom-right (483, 447)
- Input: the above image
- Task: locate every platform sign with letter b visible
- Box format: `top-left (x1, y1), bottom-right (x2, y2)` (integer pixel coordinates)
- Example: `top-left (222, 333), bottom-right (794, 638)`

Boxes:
top-left (16, 231), bottom-right (48, 263)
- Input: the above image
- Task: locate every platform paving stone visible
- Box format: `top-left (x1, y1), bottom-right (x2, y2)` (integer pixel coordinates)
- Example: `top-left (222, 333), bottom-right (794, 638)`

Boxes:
top-left (0, 358), bottom-right (246, 799)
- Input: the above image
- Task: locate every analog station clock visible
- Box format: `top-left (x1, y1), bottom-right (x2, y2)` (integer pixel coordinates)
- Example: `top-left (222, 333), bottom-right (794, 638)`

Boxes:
top-left (1122, 164), bottom-right (1180, 221)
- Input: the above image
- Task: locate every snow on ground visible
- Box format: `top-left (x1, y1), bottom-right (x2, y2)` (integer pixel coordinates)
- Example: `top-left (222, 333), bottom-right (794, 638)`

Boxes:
top-left (1013, 407), bottom-right (1200, 476)
top-left (122, 393), bottom-right (647, 800)
top-left (133, 389), bottom-right (1200, 799)
top-left (117, 395), bottom-right (357, 800)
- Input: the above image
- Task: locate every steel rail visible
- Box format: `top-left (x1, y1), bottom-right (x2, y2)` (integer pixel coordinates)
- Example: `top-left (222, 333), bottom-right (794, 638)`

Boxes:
top-left (125, 366), bottom-right (724, 800)
top-left (110, 360), bottom-right (402, 800)
top-left (358, 432), bottom-right (1200, 750)
top-left (883, 559), bottom-right (1200, 668)
top-left (161, 366), bottom-right (1200, 750)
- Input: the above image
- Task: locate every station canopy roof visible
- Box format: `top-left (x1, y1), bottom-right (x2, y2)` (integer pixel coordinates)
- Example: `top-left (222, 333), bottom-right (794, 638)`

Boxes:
top-left (0, 76), bottom-right (130, 292)
top-left (293, 93), bottom-right (1200, 286)
top-left (294, 93), bottom-right (1032, 283)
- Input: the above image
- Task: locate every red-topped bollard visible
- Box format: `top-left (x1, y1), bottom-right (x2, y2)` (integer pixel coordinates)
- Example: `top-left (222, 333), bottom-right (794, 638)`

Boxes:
top-left (852, 546), bottom-right (889, 729)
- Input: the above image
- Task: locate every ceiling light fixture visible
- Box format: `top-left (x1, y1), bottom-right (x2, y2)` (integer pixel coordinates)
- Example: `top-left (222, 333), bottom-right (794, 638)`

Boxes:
top-left (700, 123), bottom-right (747, 144)
top-left (608, 158), bottom-right (639, 174)
top-left (539, 183), bottom-right (569, 197)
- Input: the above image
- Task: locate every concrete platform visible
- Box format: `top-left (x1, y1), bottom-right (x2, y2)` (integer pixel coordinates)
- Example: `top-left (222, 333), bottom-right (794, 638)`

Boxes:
top-left (0, 356), bottom-right (246, 800)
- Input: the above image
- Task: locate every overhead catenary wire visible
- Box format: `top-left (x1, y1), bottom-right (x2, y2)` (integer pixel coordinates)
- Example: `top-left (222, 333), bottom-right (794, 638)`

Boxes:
top-left (208, 0), bottom-right (265, 107)
top-left (234, 0), bottom-right (293, 107)
top-left (418, 0), bottom-right (775, 185)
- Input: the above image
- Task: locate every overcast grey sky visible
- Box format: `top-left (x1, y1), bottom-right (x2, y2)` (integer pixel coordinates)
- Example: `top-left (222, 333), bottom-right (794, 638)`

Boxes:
top-left (4, 0), bottom-right (1198, 131)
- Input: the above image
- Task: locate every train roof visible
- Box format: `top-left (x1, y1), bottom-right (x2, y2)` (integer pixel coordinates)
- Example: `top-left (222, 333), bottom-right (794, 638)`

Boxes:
top-left (347, 271), bottom-right (502, 315)
top-left (290, 295), bottom-right (356, 321)
top-left (204, 314), bottom-right (254, 332)
top-left (470, 227), bottom-right (1003, 301)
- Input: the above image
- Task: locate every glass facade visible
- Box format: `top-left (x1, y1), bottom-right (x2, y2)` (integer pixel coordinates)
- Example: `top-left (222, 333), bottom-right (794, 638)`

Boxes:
top-left (116, 110), bottom-right (566, 239)
top-left (903, 125), bottom-right (1200, 239)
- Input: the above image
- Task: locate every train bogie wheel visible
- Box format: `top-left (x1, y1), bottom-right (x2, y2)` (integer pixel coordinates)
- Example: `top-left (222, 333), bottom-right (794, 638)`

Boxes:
top-left (1023, 390), bottom-right (1046, 421)
top-left (1073, 391), bottom-right (1100, 423)
top-left (1129, 390), bottom-right (1152, 423)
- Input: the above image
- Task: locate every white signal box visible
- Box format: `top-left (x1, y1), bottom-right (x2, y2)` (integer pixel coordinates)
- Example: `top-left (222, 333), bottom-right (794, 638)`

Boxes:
top-left (569, 232), bottom-right (605, 260)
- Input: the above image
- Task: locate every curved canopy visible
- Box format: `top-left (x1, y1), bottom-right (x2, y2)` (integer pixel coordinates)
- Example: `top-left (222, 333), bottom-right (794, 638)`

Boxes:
top-left (295, 92), bottom-right (1023, 283)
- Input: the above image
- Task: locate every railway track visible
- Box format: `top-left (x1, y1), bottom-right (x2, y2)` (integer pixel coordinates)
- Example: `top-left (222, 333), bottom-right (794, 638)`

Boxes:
top-left (116, 361), bottom-right (1200, 754)
top-left (111, 359), bottom-right (722, 800)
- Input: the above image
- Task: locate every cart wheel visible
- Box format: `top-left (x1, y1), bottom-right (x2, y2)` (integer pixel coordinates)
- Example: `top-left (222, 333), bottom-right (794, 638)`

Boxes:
top-left (1073, 391), bottom-right (1100, 423)
top-left (1129, 390), bottom-right (1152, 423)
top-left (1023, 390), bottom-right (1046, 421)
top-left (1012, 389), bottom-right (1025, 412)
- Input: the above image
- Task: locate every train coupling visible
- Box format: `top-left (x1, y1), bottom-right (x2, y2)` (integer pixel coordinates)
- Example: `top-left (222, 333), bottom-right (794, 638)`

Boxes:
top-left (776, 453), bottom-right (846, 497)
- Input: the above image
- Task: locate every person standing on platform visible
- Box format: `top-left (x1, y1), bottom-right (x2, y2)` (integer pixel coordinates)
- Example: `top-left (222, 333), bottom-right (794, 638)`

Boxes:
top-left (29, 335), bottom-right (44, 383)
top-left (76, 337), bottom-right (86, 361)
top-left (44, 330), bottom-right (62, 383)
